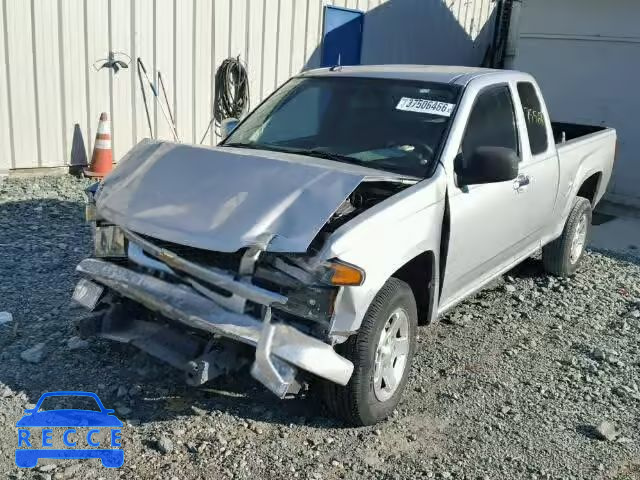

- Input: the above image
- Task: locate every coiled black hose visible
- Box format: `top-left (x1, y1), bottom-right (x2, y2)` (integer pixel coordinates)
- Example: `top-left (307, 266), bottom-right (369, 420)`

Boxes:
top-left (215, 56), bottom-right (249, 122)
top-left (200, 56), bottom-right (249, 143)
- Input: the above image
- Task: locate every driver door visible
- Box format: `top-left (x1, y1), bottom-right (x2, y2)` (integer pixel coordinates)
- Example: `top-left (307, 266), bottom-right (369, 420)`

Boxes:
top-left (440, 84), bottom-right (529, 307)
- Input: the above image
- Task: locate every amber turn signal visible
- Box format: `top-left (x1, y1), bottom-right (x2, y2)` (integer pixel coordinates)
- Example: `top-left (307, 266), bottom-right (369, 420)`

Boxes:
top-left (327, 261), bottom-right (365, 286)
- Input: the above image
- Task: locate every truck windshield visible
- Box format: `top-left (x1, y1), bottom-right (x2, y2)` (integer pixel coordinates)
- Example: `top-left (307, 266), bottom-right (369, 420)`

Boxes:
top-left (222, 76), bottom-right (460, 177)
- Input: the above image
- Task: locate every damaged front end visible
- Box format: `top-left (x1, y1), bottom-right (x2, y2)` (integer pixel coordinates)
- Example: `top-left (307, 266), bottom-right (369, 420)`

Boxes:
top-left (73, 141), bottom-right (411, 397)
top-left (73, 226), bottom-right (358, 397)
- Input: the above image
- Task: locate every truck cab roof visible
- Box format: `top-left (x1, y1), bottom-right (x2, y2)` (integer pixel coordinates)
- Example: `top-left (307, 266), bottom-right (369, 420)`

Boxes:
top-left (301, 64), bottom-right (527, 87)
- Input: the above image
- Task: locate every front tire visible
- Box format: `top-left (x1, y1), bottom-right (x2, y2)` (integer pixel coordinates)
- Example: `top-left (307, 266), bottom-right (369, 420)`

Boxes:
top-left (542, 196), bottom-right (592, 277)
top-left (322, 278), bottom-right (417, 426)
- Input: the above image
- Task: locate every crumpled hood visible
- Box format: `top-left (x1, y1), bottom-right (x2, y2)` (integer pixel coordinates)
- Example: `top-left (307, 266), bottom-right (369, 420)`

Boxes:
top-left (97, 140), bottom-right (399, 253)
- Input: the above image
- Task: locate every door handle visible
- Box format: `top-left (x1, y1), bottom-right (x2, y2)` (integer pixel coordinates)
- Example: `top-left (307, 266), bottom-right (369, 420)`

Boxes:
top-left (513, 175), bottom-right (530, 192)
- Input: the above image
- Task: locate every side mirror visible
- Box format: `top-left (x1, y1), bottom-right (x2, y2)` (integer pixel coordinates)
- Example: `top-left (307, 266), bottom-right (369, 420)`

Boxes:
top-left (220, 117), bottom-right (239, 139)
top-left (455, 146), bottom-right (519, 186)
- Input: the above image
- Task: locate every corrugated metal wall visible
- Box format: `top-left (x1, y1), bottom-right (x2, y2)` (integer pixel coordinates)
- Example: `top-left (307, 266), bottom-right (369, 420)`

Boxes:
top-left (0, 0), bottom-right (495, 172)
top-left (511, 0), bottom-right (640, 206)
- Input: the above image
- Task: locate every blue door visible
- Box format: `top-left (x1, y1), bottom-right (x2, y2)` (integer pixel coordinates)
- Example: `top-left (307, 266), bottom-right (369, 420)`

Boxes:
top-left (321, 6), bottom-right (364, 67)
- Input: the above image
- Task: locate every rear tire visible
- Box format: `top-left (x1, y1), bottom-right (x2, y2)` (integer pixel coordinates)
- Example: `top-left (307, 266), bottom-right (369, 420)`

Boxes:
top-left (322, 278), bottom-right (417, 426)
top-left (542, 197), bottom-right (592, 277)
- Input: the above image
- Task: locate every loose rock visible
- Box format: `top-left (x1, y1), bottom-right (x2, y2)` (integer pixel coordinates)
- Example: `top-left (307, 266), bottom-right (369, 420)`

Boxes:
top-left (62, 464), bottom-right (82, 477)
top-left (66, 336), bottom-right (89, 350)
top-left (0, 311), bottom-right (12, 325)
top-left (116, 406), bottom-right (132, 416)
top-left (20, 343), bottom-right (46, 363)
top-left (594, 421), bottom-right (619, 442)
top-left (156, 436), bottom-right (174, 454)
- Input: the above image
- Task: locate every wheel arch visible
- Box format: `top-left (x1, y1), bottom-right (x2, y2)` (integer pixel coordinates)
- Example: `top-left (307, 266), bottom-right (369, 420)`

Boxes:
top-left (326, 186), bottom-right (447, 337)
top-left (391, 250), bottom-right (438, 325)
top-left (576, 171), bottom-right (602, 206)
top-left (391, 190), bottom-right (449, 325)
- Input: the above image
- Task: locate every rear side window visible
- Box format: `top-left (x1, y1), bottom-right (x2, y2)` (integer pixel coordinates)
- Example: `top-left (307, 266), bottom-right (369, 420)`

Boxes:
top-left (461, 85), bottom-right (519, 166)
top-left (517, 82), bottom-right (548, 154)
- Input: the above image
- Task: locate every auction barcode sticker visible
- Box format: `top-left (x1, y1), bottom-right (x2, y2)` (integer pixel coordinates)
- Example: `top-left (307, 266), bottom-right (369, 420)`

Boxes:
top-left (396, 97), bottom-right (455, 117)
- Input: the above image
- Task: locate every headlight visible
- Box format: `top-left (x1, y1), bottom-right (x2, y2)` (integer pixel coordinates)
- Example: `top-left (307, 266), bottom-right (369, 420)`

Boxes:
top-left (94, 225), bottom-right (127, 258)
top-left (252, 257), bottom-right (364, 325)
top-left (275, 285), bottom-right (339, 323)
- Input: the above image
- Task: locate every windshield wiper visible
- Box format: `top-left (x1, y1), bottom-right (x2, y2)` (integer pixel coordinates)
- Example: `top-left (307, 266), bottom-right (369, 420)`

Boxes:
top-left (223, 142), bottom-right (275, 151)
top-left (279, 148), bottom-right (362, 165)
top-left (223, 143), bottom-right (362, 166)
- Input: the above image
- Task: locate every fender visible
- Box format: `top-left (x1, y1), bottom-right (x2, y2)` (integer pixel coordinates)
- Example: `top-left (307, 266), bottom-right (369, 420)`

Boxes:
top-left (549, 130), bottom-right (614, 241)
top-left (318, 168), bottom-right (448, 339)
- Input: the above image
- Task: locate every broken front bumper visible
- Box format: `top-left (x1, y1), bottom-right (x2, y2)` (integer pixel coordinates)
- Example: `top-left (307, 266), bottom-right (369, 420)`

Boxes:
top-left (74, 258), bottom-right (353, 397)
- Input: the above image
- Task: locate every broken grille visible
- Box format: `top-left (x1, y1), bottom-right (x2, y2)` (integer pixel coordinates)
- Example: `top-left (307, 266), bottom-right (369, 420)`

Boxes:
top-left (137, 233), bottom-right (246, 272)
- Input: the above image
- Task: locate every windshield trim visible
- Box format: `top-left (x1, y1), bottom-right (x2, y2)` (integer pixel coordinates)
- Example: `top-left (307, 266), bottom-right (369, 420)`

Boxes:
top-left (221, 76), bottom-right (462, 179)
top-left (427, 82), bottom-right (466, 178)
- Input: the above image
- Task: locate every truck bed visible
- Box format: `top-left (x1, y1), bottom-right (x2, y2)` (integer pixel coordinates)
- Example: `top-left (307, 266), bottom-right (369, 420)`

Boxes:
top-left (551, 121), bottom-right (607, 145)
top-left (551, 121), bottom-right (616, 211)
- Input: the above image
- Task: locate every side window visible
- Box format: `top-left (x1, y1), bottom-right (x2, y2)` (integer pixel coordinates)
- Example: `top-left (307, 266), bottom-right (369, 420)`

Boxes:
top-left (517, 82), bottom-right (549, 154)
top-left (461, 86), bottom-right (518, 167)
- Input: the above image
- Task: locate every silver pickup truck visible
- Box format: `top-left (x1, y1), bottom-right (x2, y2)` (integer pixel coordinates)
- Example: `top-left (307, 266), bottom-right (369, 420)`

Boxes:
top-left (73, 66), bottom-right (616, 425)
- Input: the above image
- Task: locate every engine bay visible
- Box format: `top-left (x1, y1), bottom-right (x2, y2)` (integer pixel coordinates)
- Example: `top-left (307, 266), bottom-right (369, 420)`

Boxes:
top-left (322, 180), bottom-right (412, 234)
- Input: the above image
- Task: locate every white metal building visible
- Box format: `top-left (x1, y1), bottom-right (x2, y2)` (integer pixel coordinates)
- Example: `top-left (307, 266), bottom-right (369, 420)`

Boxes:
top-left (509, 0), bottom-right (640, 207)
top-left (0, 0), bottom-right (496, 174)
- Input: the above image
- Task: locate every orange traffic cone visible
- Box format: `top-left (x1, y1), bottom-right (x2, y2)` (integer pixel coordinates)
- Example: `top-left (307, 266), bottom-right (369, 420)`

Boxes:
top-left (84, 112), bottom-right (113, 177)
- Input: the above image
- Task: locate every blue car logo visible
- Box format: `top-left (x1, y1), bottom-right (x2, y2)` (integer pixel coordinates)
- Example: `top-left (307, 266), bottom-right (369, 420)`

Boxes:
top-left (15, 391), bottom-right (123, 468)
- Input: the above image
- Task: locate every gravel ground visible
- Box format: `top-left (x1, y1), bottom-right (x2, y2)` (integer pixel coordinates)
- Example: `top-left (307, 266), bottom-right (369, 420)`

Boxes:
top-left (0, 175), bottom-right (639, 480)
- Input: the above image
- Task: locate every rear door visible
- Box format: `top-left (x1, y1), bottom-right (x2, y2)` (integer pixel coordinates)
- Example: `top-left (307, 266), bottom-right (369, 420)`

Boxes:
top-left (511, 80), bottom-right (559, 241)
top-left (441, 84), bottom-right (530, 305)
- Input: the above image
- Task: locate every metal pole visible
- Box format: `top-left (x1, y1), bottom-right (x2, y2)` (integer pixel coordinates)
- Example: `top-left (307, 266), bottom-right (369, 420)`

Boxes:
top-left (157, 71), bottom-right (176, 128)
top-left (137, 58), bottom-right (180, 142)
top-left (137, 60), bottom-right (153, 138)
